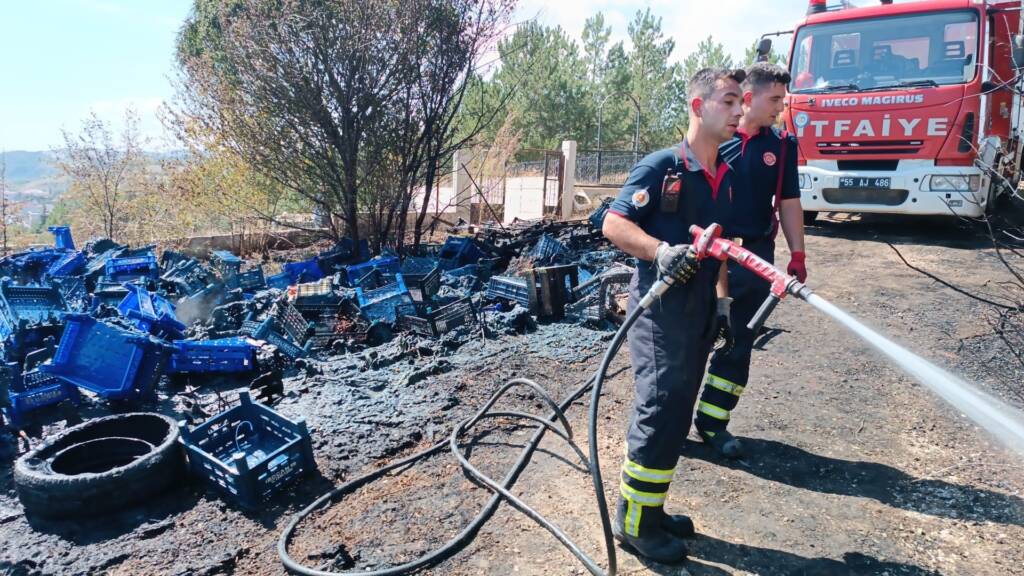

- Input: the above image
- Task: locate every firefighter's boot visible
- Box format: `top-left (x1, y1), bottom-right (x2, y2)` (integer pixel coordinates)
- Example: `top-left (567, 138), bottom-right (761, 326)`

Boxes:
top-left (662, 512), bottom-right (695, 538)
top-left (697, 428), bottom-right (745, 459)
top-left (613, 495), bottom-right (688, 564)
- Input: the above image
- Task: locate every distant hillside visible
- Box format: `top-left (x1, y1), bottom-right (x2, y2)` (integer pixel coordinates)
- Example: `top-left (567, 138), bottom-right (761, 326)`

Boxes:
top-left (2, 150), bottom-right (60, 187)
top-left (1, 149), bottom-right (186, 197)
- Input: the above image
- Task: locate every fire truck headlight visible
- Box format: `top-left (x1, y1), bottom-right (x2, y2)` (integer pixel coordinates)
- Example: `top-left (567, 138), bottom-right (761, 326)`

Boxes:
top-left (928, 175), bottom-right (980, 192)
top-left (798, 173), bottom-right (812, 190)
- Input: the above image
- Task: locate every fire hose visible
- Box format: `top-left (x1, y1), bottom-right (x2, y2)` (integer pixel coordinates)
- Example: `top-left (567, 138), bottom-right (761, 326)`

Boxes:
top-left (278, 222), bottom-right (814, 575)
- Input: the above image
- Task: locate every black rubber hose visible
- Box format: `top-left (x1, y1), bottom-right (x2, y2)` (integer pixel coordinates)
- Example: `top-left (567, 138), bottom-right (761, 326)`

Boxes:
top-left (278, 370), bottom-right (612, 575)
top-left (587, 302), bottom-right (645, 576)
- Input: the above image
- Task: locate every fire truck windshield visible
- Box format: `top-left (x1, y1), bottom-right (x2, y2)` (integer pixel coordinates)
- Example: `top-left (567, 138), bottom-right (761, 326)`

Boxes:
top-left (790, 9), bottom-right (979, 94)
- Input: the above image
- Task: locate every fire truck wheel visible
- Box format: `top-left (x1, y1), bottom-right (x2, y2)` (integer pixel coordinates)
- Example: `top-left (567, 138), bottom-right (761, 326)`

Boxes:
top-left (13, 412), bottom-right (185, 519)
top-left (803, 211), bottom-right (819, 226)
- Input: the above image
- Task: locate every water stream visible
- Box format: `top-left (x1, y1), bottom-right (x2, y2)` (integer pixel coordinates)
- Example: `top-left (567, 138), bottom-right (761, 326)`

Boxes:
top-left (804, 293), bottom-right (1024, 458)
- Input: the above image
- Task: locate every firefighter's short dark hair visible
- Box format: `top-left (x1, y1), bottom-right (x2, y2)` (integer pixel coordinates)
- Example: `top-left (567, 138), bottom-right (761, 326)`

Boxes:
top-left (688, 67), bottom-right (747, 101)
top-left (742, 62), bottom-right (792, 93)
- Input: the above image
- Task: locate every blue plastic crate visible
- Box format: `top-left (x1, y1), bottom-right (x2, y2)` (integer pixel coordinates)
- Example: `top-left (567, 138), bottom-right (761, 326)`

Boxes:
top-left (41, 314), bottom-right (172, 401)
top-left (396, 296), bottom-right (477, 337)
top-left (530, 234), bottom-right (566, 262)
top-left (344, 256), bottom-right (399, 286)
top-left (105, 254), bottom-right (159, 280)
top-left (250, 318), bottom-right (310, 360)
top-left (486, 276), bottom-right (530, 307)
top-left (161, 258), bottom-right (213, 297)
top-left (0, 278), bottom-right (69, 342)
top-left (4, 369), bottom-right (81, 428)
top-left (178, 391), bottom-right (317, 509)
top-left (48, 226), bottom-right (75, 251)
top-left (169, 338), bottom-right (256, 374)
top-left (437, 237), bottom-right (482, 269)
top-left (283, 259), bottom-right (323, 284)
top-left (237, 267), bottom-right (266, 292)
top-left (266, 271), bottom-right (292, 290)
top-left (46, 251), bottom-right (86, 278)
top-left (355, 274), bottom-right (412, 323)
top-left (117, 284), bottom-right (186, 339)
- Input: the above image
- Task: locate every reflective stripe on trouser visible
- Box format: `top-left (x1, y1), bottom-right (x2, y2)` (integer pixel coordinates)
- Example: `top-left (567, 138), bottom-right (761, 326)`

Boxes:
top-left (698, 238), bottom-right (774, 434)
top-left (618, 264), bottom-right (716, 537)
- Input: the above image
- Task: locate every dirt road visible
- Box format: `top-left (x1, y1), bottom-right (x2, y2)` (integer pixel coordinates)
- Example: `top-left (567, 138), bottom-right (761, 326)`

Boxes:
top-left (3, 213), bottom-right (1023, 575)
top-left (426, 214), bottom-right (1024, 576)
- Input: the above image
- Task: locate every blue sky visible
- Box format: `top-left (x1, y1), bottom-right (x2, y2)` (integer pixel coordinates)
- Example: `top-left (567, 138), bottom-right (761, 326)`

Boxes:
top-left (0, 0), bottom-right (819, 152)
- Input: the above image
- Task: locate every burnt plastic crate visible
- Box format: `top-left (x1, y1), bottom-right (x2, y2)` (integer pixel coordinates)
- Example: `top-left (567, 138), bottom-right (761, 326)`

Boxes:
top-left (486, 276), bottom-right (530, 308)
top-left (266, 271), bottom-right (292, 290)
top-left (105, 254), bottom-right (159, 280)
top-left (249, 318), bottom-right (310, 360)
top-left (0, 280), bottom-right (70, 358)
top-left (169, 338), bottom-right (256, 374)
top-left (118, 284), bottom-right (186, 339)
top-left (529, 234), bottom-right (567, 263)
top-left (5, 369), bottom-right (81, 428)
top-left (237, 267), bottom-right (266, 292)
top-left (355, 275), bottom-right (412, 323)
top-left (291, 279), bottom-right (341, 316)
top-left (396, 297), bottom-right (477, 337)
top-left (41, 314), bottom-right (172, 401)
top-left (437, 237), bottom-right (482, 269)
top-left (397, 267), bottom-right (441, 303)
top-left (178, 391), bottom-right (317, 509)
top-left (46, 251), bottom-right (86, 278)
top-left (345, 256), bottom-right (399, 286)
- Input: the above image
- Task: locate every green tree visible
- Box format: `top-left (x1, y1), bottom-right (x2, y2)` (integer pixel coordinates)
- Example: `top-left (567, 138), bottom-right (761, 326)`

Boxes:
top-left (682, 35), bottom-right (735, 81)
top-left (624, 9), bottom-right (687, 150)
top-left (581, 13), bottom-right (611, 85)
top-left (485, 21), bottom-right (595, 150)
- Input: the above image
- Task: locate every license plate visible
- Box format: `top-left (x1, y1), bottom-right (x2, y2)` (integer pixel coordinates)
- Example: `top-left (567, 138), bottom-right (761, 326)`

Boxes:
top-left (839, 176), bottom-right (891, 189)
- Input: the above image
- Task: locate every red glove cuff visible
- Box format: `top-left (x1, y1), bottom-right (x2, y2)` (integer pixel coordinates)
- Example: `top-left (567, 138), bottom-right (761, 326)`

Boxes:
top-left (790, 251), bottom-right (806, 264)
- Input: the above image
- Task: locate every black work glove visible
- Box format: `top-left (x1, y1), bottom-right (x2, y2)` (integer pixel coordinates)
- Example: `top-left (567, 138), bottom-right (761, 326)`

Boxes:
top-left (654, 242), bottom-right (698, 284)
top-left (713, 297), bottom-right (735, 354)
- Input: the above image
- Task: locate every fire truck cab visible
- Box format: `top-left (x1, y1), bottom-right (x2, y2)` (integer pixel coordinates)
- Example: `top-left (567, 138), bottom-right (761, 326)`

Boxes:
top-left (766, 0), bottom-right (1024, 222)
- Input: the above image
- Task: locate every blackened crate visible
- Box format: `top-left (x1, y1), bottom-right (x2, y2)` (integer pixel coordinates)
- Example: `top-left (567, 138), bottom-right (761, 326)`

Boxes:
top-left (486, 276), bottom-right (530, 308)
top-left (529, 234), bottom-right (566, 262)
top-left (396, 297), bottom-right (477, 337)
top-left (250, 318), bottom-right (309, 360)
top-left (437, 237), bottom-right (482, 269)
top-left (237, 267), bottom-right (266, 292)
top-left (356, 275), bottom-right (412, 323)
top-left (178, 391), bottom-right (317, 509)
top-left (273, 301), bottom-right (310, 345)
top-left (169, 338), bottom-right (256, 374)
top-left (291, 279), bottom-right (341, 316)
top-left (404, 267), bottom-right (441, 303)
top-left (0, 280), bottom-right (69, 343)
top-left (345, 256), bottom-right (399, 286)
top-left (46, 251), bottom-right (86, 278)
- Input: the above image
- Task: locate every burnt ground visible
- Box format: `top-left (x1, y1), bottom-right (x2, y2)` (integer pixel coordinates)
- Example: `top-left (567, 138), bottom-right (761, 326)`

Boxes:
top-left (3, 210), bottom-right (1024, 575)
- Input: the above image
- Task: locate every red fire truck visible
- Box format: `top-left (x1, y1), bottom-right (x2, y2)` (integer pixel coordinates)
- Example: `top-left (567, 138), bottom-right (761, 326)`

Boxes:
top-left (761, 0), bottom-right (1024, 222)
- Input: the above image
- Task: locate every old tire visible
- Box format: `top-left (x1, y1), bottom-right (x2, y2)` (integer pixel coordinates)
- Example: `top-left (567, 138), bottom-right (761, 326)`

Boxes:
top-left (14, 412), bottom-right (185, 519)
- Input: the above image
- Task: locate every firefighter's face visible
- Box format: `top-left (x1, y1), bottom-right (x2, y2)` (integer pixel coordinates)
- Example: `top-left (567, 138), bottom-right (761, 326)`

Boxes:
top-left (743, 82), bottom-right (787, 128)
top-left (693, 78), bottom-right (743, 141)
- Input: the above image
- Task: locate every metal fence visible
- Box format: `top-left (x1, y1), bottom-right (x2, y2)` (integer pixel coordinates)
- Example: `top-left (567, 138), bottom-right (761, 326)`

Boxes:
top-left (575, 149), bottom-right (644, 187)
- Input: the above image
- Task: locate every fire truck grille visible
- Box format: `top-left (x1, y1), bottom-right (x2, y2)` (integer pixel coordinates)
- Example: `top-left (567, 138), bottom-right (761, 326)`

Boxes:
top-left (822, 188), bottom-right (910, 206)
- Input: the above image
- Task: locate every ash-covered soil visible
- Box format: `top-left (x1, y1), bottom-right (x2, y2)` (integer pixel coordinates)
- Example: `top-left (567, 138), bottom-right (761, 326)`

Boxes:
top-left (3, 212), bottom-right (1024, 576)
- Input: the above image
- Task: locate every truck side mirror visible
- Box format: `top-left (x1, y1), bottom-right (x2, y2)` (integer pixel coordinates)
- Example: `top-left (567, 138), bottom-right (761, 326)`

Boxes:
top-left (756, 38), bottom-right (773, 62)
top-left (1012, 34), bottom-right (1024, 69)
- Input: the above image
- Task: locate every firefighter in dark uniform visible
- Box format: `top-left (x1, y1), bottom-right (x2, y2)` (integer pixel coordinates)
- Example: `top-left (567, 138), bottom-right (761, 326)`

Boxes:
top-left (695, 62), bottom-right (808, 459)
top-left (601, 67), bottom-right (746, 563)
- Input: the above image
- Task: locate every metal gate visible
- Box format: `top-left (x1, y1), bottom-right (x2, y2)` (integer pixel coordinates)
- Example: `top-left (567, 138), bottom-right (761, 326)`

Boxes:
top-left (541, 150), bottom-right (565, 217)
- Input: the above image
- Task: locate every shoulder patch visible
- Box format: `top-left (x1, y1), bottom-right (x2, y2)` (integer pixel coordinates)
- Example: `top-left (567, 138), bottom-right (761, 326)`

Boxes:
top-left (631, 188), bottom-right (650, 208)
